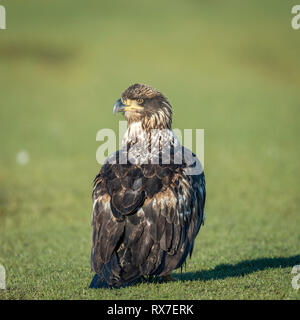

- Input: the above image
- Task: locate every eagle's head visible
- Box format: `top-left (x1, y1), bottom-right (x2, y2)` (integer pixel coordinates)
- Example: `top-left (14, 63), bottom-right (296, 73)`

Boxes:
top-left (113, 83), bottom-right (172, 130)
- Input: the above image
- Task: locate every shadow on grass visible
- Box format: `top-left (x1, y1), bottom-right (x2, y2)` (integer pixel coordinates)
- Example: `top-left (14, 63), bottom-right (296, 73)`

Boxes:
top-left (174, 255), bottom-right (300, 282)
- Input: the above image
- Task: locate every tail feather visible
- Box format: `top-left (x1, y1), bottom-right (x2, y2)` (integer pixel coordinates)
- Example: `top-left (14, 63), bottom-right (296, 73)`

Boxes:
top-left (89, 274), bottom-right (110, 289)
top-left (89, 273), bottom-right (142, 289)
top-left (89, 250), bottom-right (142, 289)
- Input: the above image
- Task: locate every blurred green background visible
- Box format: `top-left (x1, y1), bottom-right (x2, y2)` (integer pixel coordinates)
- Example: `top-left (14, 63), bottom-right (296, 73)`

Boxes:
top-left (0, 0), bottom-right (299, 299)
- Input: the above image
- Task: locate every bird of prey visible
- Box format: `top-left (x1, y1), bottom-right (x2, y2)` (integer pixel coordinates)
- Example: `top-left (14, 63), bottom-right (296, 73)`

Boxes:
top-left (90, 83), bottom-right (206, 288)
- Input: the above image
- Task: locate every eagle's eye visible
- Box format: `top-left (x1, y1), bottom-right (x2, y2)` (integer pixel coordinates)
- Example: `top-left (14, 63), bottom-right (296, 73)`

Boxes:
top-left (121, 98), bottom-right (127, 105)
top-left (137, 98), bottom-right (144, 105)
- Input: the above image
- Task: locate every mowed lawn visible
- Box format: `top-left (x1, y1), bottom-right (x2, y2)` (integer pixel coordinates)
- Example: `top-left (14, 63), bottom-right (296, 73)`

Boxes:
top-left (0, 0), bottom-right (299, 299)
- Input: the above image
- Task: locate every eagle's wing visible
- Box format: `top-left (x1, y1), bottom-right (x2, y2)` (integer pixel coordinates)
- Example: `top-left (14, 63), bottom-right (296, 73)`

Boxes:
top-left (137, 149), bottom-right (206, 276)
top-left (91, 148), bottom-right (205, 287)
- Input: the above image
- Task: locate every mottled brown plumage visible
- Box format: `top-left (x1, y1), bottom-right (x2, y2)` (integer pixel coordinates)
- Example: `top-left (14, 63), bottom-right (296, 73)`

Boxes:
top-left (90, 84), bottom-right (206, 288)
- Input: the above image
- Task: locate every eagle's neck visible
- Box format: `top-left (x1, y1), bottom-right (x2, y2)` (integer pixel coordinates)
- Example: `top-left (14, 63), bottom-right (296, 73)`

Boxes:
top-left (122, 121), bottom-right (181, 166)
top-left (122, 121), bottom-right (178, 146)
top-left (122, 121), bottom-right (144, 146)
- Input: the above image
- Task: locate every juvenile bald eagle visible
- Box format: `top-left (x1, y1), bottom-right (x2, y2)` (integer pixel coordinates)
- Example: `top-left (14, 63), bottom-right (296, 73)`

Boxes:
top-left (90, 84), bottom-right (206, 288)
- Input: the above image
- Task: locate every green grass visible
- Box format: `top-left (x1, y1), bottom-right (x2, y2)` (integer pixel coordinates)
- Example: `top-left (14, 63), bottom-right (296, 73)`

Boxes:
top-left (0, 0), bottom-right (300, 299)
